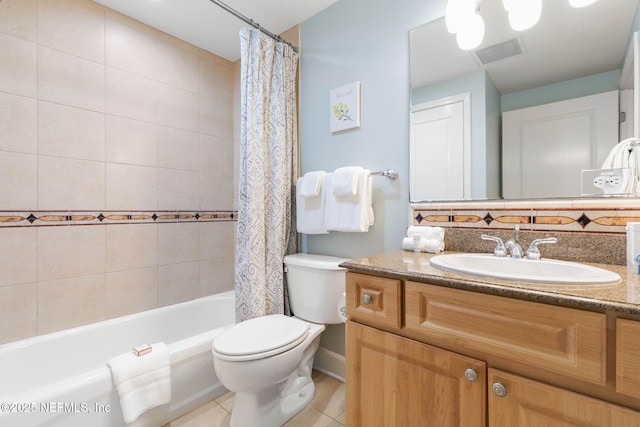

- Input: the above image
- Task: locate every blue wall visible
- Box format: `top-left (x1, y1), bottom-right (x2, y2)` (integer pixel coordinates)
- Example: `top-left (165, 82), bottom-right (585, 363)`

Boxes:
top-left (299, 0), bottom-right (447, 259)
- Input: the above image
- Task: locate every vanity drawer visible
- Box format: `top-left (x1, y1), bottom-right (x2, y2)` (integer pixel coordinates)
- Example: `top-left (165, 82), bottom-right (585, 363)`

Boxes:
top-left (346, 272), bottom-right (402, 330)
top-left (405, 282), bottom-right (606, 386)
top-left (616, 318), bottom-right (640, 399)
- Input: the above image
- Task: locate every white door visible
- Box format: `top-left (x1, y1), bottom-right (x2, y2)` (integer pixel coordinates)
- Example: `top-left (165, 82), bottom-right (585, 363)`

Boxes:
top-left (410, 95), bottom-right (470, 201)
top-left (502, 90), bottom-right (619, 199)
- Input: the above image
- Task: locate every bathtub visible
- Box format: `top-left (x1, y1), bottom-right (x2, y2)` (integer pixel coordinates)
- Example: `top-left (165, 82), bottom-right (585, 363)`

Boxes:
top-left (0, 291), bottom-right (235, 427)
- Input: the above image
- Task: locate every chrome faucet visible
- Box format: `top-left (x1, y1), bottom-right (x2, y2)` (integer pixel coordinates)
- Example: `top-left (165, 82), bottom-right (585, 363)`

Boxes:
top-left (505, 225), bottom-right (523, 258)
top-left (526, 237), bottom-right (558, 260)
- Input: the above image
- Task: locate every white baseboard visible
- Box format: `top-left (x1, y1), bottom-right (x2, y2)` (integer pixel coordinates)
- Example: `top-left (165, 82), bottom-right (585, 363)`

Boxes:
top-left (313, 347), bottom-right (345, 383)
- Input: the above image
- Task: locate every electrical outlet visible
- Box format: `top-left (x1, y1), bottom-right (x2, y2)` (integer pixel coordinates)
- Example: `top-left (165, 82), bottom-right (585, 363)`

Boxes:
top-left (582, 168), bottom-right (637, 196)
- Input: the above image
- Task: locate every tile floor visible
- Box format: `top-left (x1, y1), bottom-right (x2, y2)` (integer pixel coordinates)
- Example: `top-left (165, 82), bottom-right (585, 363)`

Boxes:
top-left (164, 370), bottom-right (345, 427)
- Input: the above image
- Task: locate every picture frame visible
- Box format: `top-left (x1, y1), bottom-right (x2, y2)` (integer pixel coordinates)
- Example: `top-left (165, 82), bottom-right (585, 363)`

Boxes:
top-left (330, 81), bottom-right (361, 133)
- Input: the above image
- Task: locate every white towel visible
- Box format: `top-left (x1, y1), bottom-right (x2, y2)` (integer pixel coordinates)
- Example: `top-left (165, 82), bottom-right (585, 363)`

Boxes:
top-left (601, 138), bottom-right (640, 194)
top-left (107, 342), bottom-right (171, 424)
top-left (402, 237), bottom-right (445, 253)
top-left (296, 176), bottom-right (329, 234)
top-left (332, 166), bottom-right (363, 196)
top-left (407, 226), bottom-right (445, 241)
top-left (299, 171), bottom-right (326, 198)
top-left (325, 170), bottom-right (374, 232)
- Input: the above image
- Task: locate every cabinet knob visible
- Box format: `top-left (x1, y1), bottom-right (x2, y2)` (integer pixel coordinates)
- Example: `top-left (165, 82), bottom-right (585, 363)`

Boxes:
top-left (491, 382), bottom-right (507, 397)
top-left (464, 368), bottom-right (478, 382)
top-left (361, 294), bottom-right (373, 304)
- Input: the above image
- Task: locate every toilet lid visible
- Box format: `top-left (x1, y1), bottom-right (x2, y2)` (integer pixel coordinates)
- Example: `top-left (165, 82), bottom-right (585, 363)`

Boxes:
top-left (213, 314), bottom-right (310, 361)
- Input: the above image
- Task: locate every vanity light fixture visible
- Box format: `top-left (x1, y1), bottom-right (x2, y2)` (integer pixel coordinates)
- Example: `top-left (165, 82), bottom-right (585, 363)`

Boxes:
top-left (446, 0), bottom-right (599, 50)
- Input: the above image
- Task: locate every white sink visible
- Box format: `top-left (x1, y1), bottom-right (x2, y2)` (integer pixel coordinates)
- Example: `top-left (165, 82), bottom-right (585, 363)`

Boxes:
top-left (429, 253), bottom-right (621, 285)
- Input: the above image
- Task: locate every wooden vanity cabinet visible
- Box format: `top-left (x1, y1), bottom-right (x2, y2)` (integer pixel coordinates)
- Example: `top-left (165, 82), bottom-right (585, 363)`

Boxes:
top-left (345, 271), bottom-right (640, 426)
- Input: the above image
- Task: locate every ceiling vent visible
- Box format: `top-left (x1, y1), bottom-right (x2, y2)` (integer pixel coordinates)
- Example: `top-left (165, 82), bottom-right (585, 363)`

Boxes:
top-left (473, 38), bottom-right (525, 65)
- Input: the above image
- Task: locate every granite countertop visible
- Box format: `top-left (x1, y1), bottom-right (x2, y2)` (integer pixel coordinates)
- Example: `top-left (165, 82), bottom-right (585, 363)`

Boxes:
top-left (340, 250), bottom-right (640, 316)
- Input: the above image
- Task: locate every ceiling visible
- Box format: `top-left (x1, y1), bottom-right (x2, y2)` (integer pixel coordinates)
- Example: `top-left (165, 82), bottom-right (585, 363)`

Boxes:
top-left (411, 0), bottom-right (639, 94)
top-left (93, 0), bottom-right (338, 62)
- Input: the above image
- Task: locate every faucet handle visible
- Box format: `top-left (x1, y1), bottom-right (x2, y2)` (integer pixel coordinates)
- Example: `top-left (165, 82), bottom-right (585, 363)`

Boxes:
top-left (481, 234), bottom-right (507, 257)
top-left (526, 237), bottom-right (558, 260)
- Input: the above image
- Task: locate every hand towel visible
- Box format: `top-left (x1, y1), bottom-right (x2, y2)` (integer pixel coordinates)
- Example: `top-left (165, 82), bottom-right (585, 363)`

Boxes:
top-left (407, 226), bottom-right (445, 242)
top-left (107, 342), bottom-right (171, 424)
top-left (325, 170), bottom-right (374, 232)
top-left (296, 176), bottom-right (329, 234)
top-left (601, 138), bottom-right (640, 194)
top-left (332, 166), bottom-right (363, 196)
top-left (299, 171), bottom-right (326, 198)
top-left (402, 237), bottom-right (445, 253)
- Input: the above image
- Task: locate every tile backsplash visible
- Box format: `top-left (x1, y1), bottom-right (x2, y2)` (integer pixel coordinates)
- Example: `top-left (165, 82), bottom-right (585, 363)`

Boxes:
top-left (0, 0), bottom-right (238, 344)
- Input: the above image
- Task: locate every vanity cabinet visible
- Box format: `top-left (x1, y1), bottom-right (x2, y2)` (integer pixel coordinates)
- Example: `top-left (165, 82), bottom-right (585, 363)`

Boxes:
top-left (345, 271), bottom-right (640, 426)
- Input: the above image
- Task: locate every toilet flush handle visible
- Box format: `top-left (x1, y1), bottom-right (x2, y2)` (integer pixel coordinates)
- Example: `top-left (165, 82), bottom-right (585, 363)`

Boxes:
top-left (361, 294), bottom-right (373, 305)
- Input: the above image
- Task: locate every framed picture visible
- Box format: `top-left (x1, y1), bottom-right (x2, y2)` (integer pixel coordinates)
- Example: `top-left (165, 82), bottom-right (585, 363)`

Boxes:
top-left (330, 81), bottom-right (361, 133)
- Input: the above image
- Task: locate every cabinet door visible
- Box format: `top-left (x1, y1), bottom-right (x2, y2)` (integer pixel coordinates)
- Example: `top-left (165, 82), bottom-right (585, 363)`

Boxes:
top-left (488, 369), bottom-right (640, 426)
top-left (346, 321), bottom-right (486, 427)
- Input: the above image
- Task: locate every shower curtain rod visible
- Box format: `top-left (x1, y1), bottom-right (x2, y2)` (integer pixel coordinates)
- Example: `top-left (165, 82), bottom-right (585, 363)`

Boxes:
top-left (208, 0), bottom-right (298, 53)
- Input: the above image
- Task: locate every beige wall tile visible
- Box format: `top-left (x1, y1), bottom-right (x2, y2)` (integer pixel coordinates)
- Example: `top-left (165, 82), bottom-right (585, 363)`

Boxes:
top-left (157, 126), bottom-right (200, 171)
top-left (106, 267), bottom-right (158, 318)
top-left (200, 135), bottom-right (233, 175)
top-left (37, 274), bottom-right (105, 334)
top-left (38, 226), bottom-right (105, 282)
top-left (0, 283), bottom-right (37, 344)
top-left (106, 224), bottom-right (158, 272)
top-left (0, 151), bottom-right (36, 209)
top-left (38, 156), bottom-right (105, 210)
top-left (38, 46), bottom-right (105, 112)
top-left (105, 115), bottom-right (157, 167)
top-left (200, 172), bottom-right (234, 210)
top-left (200, 222), bottom-right (235, 259)
top-left (159, 261), bottom-right (200, 306)
top-left (106, 162), bottom-right (158, 210)
top-left (157, 82), bottom-right (199, 131)
top-left (0, 227), bottom-right (36, 286)
top-left (0, 91), bottom-right (36, 154)
top-left (159, 222), bottom-right (200, 265)
top-left (0, 0), bottom-right (37, 42)
top-left (200, 257), bottom-right (234, 296)
top-left (38, 101), bottom-right (105, 161)
top-left (0, 33), bottom-right (36, 97)
top-left (158, 168), bottom-right (199, 210)
top-left (37, 0), bottom-right (105, 63)
top-left (157, 38), bottom-right (199, 93)
top-left (106, 16), bottom-right (157, 79)
top-left (106, 67), bottom-right (157, 122)
top-left (200, 96), bottom-right (233, 138)
top-left (200, 53), bottom-right (234, 100)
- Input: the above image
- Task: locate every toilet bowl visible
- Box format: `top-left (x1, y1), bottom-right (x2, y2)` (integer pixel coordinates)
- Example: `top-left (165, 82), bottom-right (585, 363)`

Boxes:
top-left (212, 253), bottom-right (348, 427)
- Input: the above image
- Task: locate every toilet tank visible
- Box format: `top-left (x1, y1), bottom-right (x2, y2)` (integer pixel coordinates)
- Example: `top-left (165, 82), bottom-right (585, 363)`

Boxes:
top-left (284, 253), bottom-right (349, 324)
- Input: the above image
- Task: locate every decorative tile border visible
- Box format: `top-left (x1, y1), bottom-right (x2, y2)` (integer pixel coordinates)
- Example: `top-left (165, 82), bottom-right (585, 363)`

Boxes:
top-left (0, 210), bottom-right (237, 227)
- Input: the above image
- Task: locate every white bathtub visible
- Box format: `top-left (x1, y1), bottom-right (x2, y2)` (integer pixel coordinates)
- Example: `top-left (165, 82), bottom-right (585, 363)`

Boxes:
top-left (0, 291), bottom-right (235, 427)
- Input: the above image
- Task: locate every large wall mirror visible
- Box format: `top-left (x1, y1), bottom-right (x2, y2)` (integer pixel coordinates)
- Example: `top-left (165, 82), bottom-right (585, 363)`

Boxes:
top-left (409, 0), bottom-right (639, 202)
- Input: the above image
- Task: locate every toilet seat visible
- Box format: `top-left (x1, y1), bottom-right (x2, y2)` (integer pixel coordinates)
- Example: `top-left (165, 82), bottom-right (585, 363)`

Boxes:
top-left (213, 314), bottom-right (310, 362)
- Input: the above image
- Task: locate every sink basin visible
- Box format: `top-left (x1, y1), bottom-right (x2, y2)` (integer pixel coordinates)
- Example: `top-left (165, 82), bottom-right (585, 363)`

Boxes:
top-left (429, 253), bottom-right (621, 285)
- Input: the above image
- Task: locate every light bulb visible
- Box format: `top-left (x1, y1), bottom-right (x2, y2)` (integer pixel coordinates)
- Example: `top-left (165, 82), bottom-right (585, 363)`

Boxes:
top-left (446, 0), bottom-right (477, 34)
top-left (507, 0), bottom-right (541, 31)
top-left (456, 12), bottom-right (485, 50)
top-left (568, 0), bottom-right (598, 7)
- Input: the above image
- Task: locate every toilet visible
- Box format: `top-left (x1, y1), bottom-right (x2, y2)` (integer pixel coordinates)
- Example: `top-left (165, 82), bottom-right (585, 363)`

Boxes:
top-left (212, 253), bottom-right (348, 427)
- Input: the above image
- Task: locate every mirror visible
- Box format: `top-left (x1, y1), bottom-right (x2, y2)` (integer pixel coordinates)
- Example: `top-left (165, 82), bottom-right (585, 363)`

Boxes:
top-left (409, 0), bottom-right (639, 201)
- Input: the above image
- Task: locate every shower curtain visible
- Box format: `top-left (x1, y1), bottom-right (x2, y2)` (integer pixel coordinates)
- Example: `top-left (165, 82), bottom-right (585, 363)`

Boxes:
top-left (235, 28), bottom-right (299, 322)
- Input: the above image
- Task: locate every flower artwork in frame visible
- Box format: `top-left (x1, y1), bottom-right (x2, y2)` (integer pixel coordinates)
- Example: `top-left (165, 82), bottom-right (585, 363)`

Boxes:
top-left (330, 81), bottom-right (361, 133)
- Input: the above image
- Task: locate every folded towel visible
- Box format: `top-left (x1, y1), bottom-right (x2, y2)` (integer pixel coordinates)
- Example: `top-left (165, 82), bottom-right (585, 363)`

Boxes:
top-left (332, 166), bottom-right (363, 196)
top-left (601, 138), bottom-right (640, 194)
top-left (407, 226), bottom-right (445, 241)
top-left (299, 171), bottom-right (326, 198)
top-left (296, 176), bottom-right (329, 234)
top-left (402, 237), bottom-right (445, 253)
top-left (107, 342), bottom-right (171, 424)
top-left (325, 170), bottom-right (374, 232)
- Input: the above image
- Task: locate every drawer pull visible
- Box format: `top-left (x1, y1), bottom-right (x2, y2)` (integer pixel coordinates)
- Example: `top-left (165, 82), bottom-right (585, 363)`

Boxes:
top-left (464, 368), bottom-right (478, 382)
top-left (362, 294), bottom-right (373, 305)
top-left (492, 382), bottom-right (507, 397)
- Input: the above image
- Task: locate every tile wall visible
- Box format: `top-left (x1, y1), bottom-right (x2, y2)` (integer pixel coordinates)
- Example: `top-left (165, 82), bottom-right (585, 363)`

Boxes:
top-left (0, 0), bottom-right (237, 344)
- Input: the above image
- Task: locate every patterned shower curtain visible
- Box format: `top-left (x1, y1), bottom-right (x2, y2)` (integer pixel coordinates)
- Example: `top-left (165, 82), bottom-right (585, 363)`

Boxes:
top-left (235, 28), bottom-right (299, 322)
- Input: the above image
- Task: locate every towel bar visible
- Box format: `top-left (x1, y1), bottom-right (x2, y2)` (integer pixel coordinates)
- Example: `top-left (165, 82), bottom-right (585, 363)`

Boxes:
top-left (370, 169), bottom-right (398, 180)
